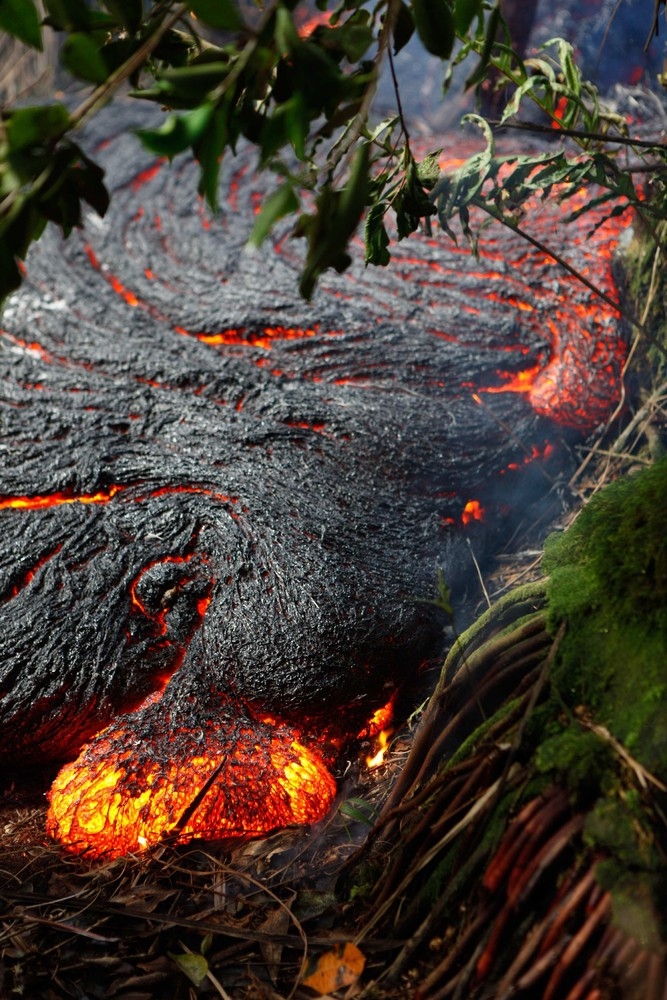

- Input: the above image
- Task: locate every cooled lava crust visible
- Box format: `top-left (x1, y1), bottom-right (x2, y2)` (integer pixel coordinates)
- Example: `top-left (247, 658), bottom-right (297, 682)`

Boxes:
top-left (0, 106), bottom-right (627, 857)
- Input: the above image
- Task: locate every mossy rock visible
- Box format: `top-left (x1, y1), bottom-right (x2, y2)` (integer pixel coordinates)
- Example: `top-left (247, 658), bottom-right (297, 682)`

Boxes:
top-left (543, 456), bottom-right (667, 781)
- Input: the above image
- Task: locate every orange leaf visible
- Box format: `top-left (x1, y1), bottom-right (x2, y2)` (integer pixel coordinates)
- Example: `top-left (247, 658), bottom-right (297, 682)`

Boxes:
top-left (302, 942), bottom-right (365, 995)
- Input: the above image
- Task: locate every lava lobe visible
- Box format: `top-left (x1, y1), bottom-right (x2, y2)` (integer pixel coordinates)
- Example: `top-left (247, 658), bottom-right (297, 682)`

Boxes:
top-left (0, 106), bottom-right (628, 857)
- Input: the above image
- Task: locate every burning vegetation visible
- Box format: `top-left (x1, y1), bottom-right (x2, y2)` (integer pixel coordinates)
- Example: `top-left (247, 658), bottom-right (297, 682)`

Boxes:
top-left (0, 104), bottom-right (631, 860)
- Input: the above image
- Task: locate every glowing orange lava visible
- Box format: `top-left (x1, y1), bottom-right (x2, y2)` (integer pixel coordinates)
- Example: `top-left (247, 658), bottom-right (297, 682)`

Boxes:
top-left (130, 161), bottom-right (165, 191)
top-left (25, 144), bottom-right (634, 863)
top-left (296, 9), bottom-right (332, 36)
top-left (462, 500), bottom-right (484, 525)
top-left (187, 324), bottom-right (329, 350)
top-left (129, 553), bottom-right (206, 625)
top-left (480, 362), bottom-right (543, 395)
top-left (0, 485), bottom-right (125, 510)
top-left (0, 483), bottom-right (234, 512)
top-left (46, 713), bottom-right (337, 859)
top-left (109, 275), bottom-right (139, 307)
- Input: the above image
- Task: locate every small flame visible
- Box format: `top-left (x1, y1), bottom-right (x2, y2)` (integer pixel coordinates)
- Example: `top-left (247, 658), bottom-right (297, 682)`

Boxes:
top-left (361, 697), bottom-right (396, 769)
top-left (366, 727), bottom-right (393, 769)
top-left (359, 697), bottom-right (395, 740)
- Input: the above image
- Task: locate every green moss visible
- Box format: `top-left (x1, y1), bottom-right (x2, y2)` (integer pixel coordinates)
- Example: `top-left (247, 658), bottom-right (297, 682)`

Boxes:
top-left (528, 458), bottom-right (667, 940)
top-left (535, 729), bottom-right (613, 799)
top-left (584, 796), bottom-right (660, 871)
top-left (595, 860), bottom-right (666, 951)
top-left (545, 458), bottom-right (667, 630)
top-left (543, 457), bottom-right (667, 782)
top-left (444, 696), bottom-right (523, 770)
top-left (411, 785), bottom-right (519, 921)
top-left (342, 858), bottom-right (385, 907)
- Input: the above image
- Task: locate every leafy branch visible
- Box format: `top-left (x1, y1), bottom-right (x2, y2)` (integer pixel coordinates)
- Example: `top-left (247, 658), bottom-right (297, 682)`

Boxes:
top-left (2, 0), bottom-right (667, 317)
top-left (0, 0), bottom-right (498, 305)
top-left (426, 32), bottom-right (667, 349)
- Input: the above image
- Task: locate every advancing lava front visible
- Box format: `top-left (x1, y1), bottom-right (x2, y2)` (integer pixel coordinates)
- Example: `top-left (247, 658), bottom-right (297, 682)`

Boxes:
top-left (0, 108), bottom-right (627, 858)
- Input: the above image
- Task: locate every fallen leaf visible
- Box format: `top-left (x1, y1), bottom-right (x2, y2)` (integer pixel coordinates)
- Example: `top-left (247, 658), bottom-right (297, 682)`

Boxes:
top-left (301, 941), bottom-right (365, 996)
top-left (169, 951), bottom-right (209, 987)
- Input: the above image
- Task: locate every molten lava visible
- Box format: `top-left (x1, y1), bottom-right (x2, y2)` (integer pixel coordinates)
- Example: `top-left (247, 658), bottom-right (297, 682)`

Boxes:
top-left (0, 103), bottom-right (632, 861)
top-left (0, 485), bottom-right (126, 510)
top-left (462, 499), bottom-right (484, 526)
top-left (47, 706), bottom-right (336, 859)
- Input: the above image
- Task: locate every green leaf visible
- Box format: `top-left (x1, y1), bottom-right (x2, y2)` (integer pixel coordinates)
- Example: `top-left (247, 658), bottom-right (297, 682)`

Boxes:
top-left (194, 103), bottom-right (229, 211)
top-left (411, 0), bottom-right (455, 59)
top-left (248, 183), bottom-right (299, 247)
top-left (298, 202), bottom-right (347, 299)
top-left (364, 201), bottom-right (391, 266)
top-left (260, 93), bottom-right (308, 163)
top-left (71, 149), bottom-right (110, 218)
top-left (98, 36), bottom-right (139, 74)
top-left (393, 154), bottom-right (437, 239)
top-left (3, 197), bottom-right (45, 259)
top-left (366, 116), bottom-right (399, 143)
top-left (417, 149), bottom-right (443, 191)
top-left (189, 0), bottom-right (244, 32)
top-left (169, 952), bottom-right (209, 988)
top-left (392, 1), bottom-right (414, 55)
top-left (298, 143), bottom-right (371, 298)
top-left (136, 104), bottom-right (215, 160)
top-left (435, 567), bottom-right (453, 617)
top-left (39, 175), bottom-right (83, 235)
top-left (101, 0), bottom-right (142, 32)
top-left (550, 37), bottom-right (580, 95)
top-left (499, 74), bottom-right (549, 124)
top-left (465, 1), bottom-right (500, 89)
top-left (44, 0), bottom-right (111, 31)
top-left (0, 239), bottom-right (24, 301)
top-left (337, 13), bottom-right (373, 62)
top-left (339, 798), bottom-right (375, 825)
top-left (6, 105), bottom-right (70, 152)
top-left (275, 4), bottom-right (299, 53)
top-left (153, 62), bottom-right (230, 102)
top-left (453, 0), bottom-right (481, 34)
top-left (338, 139), bottom-right (370, 231)
top-left (0, 0), bottom-right (42, 49)
top-left (61, 32), bottom-right (108, 83)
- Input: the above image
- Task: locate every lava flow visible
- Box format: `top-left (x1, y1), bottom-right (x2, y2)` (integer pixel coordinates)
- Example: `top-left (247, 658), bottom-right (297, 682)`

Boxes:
top-left (0, 102), bottom-right (633, 860)
top-left (46, 703), bottom-right (337, 859)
